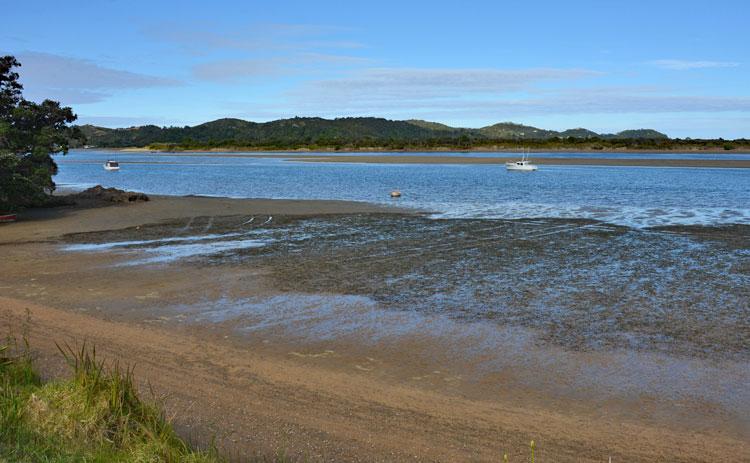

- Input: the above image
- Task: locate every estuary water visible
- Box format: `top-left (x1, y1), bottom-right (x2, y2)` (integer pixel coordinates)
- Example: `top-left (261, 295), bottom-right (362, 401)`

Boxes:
top-left (53, 150), bottom-right (750, 428)
top-left (55, 150), bottom-right (750, 228)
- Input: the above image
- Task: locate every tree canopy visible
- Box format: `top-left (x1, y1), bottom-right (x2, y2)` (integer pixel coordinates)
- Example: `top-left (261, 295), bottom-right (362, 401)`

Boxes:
top-left (77, 117), bottom-right (673, 150)
top-left (0, 55), bottom-right (81, 212)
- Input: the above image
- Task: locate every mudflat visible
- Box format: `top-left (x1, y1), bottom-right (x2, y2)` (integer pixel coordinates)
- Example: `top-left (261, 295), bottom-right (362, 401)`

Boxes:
top-left (1, 196), bottom-right (748, 462)
top-left (0, 195), bottom-right (402, 244)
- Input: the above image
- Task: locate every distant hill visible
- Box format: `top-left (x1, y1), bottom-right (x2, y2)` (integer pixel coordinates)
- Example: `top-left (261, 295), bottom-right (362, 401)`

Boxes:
top-left (559, 128), bottom-right (600, 139)
top-left (77, 117), bottom-right (670, 148)
top-left (405, 119), bottom-right (462, 131)
top-left (612, 129), bottom-right (669, 140)
top-left (478, 122), bottom-right (560, 140)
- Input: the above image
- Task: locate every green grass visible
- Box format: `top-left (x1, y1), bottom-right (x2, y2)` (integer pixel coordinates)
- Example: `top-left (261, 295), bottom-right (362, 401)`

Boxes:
top-left (1, 337), bottom-right (541, 462)
top-left (0, 338), bottom-right (224, 462)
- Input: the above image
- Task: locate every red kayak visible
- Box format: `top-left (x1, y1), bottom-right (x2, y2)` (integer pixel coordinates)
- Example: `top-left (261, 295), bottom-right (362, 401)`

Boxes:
top-left (0, 214), bottom-right (17, 223)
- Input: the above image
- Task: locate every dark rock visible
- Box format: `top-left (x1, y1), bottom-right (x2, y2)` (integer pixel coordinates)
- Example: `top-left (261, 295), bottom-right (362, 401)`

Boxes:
top-left (71, 185), bottom-right (149, 204)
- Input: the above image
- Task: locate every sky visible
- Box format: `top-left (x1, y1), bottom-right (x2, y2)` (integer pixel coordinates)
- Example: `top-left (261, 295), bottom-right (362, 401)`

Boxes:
top-left (3, 0), bottom-right (749, 138)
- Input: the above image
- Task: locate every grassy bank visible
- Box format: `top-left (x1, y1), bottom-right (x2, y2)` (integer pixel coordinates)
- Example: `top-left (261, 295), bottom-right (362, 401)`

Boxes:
top-left (1, 336), bottom-right (544, 462)
top-left (0, 338), bottom-right (225, 462)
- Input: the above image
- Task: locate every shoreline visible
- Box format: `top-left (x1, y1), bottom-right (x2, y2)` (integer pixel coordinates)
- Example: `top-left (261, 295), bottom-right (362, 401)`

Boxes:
top-left (114, 146), bottom-right (750, 154)
top-left (0, 194), bottom-right (412, 244)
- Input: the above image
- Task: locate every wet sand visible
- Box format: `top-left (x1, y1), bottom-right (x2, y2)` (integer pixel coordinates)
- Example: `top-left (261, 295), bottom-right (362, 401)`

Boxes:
top-left (1, 197), bottom-right (748, 462)
top-left (3, 298), bottom-right (745, 463)
top-left (0, 195), bottom-right (405, 244)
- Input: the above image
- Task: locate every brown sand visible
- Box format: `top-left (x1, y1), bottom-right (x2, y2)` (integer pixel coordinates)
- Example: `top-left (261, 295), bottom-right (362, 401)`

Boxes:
top-left (0, 195), bottom-right (406, 244)
top-left (1, 198), bottom-right (748, 462)
top-left (3, 298), bottom-right (745, 462)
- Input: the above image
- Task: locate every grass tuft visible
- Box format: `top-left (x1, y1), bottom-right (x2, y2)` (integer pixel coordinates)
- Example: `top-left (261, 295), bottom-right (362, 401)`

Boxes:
top-left (0, 338), bottom-right (223, 462)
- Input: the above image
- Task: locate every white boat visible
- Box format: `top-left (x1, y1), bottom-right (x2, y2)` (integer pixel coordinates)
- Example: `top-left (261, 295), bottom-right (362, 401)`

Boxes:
top-left (505, 149), bottom-right (538, 171)
top-left (103, 160), bottom-right (120, 171)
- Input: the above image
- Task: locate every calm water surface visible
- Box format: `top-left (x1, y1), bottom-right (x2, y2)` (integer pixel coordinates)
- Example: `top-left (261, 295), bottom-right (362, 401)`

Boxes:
top-left (55, 150), bottom-right (750, 228)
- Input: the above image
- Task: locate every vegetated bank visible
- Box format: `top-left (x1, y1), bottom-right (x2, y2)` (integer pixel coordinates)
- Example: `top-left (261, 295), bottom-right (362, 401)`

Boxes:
top-left (76, 117), bottom-right (750, 152)
top-left (0, 336), bottom-right (225, 462)
top-left (0, 336), bottom-right (300, 462)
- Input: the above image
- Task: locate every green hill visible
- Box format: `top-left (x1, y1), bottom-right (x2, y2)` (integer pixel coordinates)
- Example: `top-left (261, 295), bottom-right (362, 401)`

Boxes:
top-left (559, 128), bottom-right (600, 139)
top-left (77, 117), bottom-right (671, 149)
top-left (612, 129), bottom-right (669, 140)
top-left (405, 119), bottom-right (462, 131)
top-left (478, 122), bottom-right (559, 140)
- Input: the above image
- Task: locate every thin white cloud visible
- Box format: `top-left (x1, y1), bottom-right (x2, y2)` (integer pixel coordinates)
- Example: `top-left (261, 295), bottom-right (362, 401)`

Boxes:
top-left (274, 85), bottom-right (750, 120)
top-left (142, 22), bottom-right (365, 54)
top-left (14, 51), bottom-right (179, 104)
top-left (430, 95), bottom-right (750, 116)
top-left (192, 59), bottom-right (284, 82)
top-left (295, 67), bottom-right (602, 101)
top-left (254, 23), bottom-right (355, 36)
top-left (650, 59), bottom-right (740, 70)
top-left (298, 52), bottom-right (372, 65)
top-left (192, 54), bottom-right (373, 83)
top-left (1, 34), bottom-right (28, 44)
top-left (275, 66), bottom-right (750, 119)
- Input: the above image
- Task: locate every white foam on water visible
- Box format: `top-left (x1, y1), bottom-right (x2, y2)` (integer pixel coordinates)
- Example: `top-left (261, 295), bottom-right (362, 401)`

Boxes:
top-left (424, 201), bottom-right (750, 228)
top-left (62, 232), bottom-right (272, 265)
top-left (122, 238), bottom-right (270, 265)
top-left (62, 231), bottom-right (254, 252)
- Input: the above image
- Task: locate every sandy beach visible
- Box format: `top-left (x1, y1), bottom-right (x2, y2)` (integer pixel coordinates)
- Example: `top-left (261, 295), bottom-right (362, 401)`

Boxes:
top-left (1, 195), bottom-right (748, 462)
top-left (1, 195), bottom-right (401, 244)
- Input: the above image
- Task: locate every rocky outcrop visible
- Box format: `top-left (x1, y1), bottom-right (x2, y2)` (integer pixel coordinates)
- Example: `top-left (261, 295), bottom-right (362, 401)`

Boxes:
top-left (71, 185), bottom-right (149, 205)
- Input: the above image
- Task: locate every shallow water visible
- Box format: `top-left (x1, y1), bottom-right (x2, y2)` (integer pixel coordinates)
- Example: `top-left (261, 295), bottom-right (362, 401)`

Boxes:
top-left (55, 150), bottom-right (750, 228)
top-left (62, 228), bottom-right (273, 265)
top-left (62, 214), bottom-right (750, 361)
top-left (58, 212), bottom-right (750, 431)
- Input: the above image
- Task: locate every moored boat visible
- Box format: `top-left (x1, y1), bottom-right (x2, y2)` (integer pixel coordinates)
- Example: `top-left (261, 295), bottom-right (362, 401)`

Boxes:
top-left (0, 214), bottom-right (18, 223)
top-left (506, 149), bottom-right (538, 171)
top-left (104, 160), bottom-right (120, 171)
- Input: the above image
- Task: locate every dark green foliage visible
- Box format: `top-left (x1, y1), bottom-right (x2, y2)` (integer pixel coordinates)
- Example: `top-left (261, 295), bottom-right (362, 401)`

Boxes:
top-left (478, 122), bottom-right (560, 139)
top-left (0, 55), bottom-right (82, 212)
top-left (612, 129), bottom-right (669, 139)
top-left (77, 117), bottom-right (683, 151)
top-left (558, 128), bottom-right (599, 139)
top-left (79, 116), bottom-right (464, 148)
top-left (0, 57), bottom-right (23, 115)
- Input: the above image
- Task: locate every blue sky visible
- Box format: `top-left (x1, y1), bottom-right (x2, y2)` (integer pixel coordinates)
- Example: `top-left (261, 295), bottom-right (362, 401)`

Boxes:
top-left (3, 0), bottom-right (749, 137)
